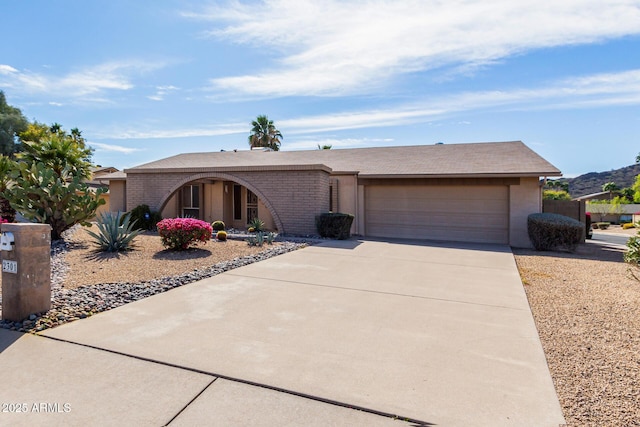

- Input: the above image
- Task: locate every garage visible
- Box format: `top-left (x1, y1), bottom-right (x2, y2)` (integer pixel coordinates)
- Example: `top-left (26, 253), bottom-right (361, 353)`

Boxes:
top-left (365, 184), bottom-right (510, 244)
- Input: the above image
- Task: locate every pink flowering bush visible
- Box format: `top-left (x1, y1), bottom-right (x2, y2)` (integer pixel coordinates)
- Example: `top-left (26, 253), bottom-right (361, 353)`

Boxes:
top-left (157, 218), bottom-right (213, 250)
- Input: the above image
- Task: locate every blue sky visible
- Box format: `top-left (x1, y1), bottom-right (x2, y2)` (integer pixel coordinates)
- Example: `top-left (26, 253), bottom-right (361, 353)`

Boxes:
top-left (1, 0), bottom-right (639, 177)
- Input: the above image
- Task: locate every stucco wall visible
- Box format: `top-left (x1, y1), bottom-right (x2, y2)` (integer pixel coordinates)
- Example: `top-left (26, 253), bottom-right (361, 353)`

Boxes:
top-left (331, 174), bottom-right (358, 234)
top-left (108, 181), bottom-right (126, 213)
top-left (509, 177), bottom-right (541, 248)
top-left (204, 181), bottom-right (224, 223)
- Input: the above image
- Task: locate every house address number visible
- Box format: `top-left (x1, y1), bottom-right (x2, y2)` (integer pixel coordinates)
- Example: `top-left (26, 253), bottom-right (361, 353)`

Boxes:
top-left (2, 260), bottom-right (17, 274)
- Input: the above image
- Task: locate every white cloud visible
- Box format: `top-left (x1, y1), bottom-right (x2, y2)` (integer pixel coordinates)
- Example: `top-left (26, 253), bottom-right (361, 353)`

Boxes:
top-left (188, 0), bottom-right (640, 97)
top-left (284, 137), bottom-right (394, 150)
top-left (280, 68), bottom-right (640, 132)
top-left (89, 142), bottom-right (144, 154)
top-left (147, 85), bottom-right (180, 101)
top-left (0, 64), bottom-right (18, 75)
top-left (102, 68), bottom-right (640, 141)
top-left (0, 60), bottom-right (165, 99)
top-left (99, 122), bottom-right (247, 140)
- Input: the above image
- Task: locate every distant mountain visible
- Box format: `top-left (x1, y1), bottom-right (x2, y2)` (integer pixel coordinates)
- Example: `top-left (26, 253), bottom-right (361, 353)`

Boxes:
top-left (559, 164), bottom-right (640, 198)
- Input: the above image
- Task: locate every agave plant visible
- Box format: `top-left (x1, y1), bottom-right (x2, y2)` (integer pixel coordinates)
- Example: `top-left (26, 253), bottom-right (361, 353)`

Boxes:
top-left (246, 231), bottom-right (275, 247)
top-left (248, 217), bottom-right (265, 232)
top-left (86, 211), bottom-right (143, 252)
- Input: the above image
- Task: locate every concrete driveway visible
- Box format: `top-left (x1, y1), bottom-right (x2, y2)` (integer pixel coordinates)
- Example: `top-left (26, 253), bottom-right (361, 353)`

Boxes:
top-left (2, 239), bottom-right (564, 426)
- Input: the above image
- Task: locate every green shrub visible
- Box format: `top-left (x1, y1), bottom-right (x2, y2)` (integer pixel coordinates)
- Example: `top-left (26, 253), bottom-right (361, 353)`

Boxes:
top-left (248, 217), bottom-right (265, 232)
top-left (527, 213), bottom-right (583, 252)
top-left (157, 217), bottom-right (213, 250)
top-left (625, 235), bottom-right (640, 269)
top-left (86, 211), bottom-right (143, 252)
top-left (4, 161), bottom-right (105, 240)
top-left (542, 189), bottom-right (572, 200)
top-left (212, 220), bottom-right (225, 231)
top-left (128, 204), bottom-right (162, 231)
top-left (315, 212), bottom-right (354, 239)
top-left (596, 222), bottom-right (610, 230)
top-left (216, 230), bottom-right (227, 241)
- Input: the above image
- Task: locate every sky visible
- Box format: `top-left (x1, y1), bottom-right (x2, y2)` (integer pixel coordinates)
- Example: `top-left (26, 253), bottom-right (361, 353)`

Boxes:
top-left (1, 0), bottom-right (639, 177)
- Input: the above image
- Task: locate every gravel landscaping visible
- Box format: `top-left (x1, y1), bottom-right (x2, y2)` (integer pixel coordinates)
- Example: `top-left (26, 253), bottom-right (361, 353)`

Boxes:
top-left (515, 227), bottom-right (639, 427)
top-left (0, 225), bottom-right (307, 333)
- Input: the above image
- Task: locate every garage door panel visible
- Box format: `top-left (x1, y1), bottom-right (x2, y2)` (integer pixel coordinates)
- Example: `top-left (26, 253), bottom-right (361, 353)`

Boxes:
top-left (365, 185), bottom-right (509, 244)
top-left (366, 199), bottom-right (508, 215)
top-left (366, 210), bottom-right (507, 228)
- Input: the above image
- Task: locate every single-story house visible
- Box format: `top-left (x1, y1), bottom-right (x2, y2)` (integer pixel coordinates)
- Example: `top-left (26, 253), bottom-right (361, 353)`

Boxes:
top-left (104, 141), bottom-right (561, 247)
top-left (586, 202), bottom-right (640, 224)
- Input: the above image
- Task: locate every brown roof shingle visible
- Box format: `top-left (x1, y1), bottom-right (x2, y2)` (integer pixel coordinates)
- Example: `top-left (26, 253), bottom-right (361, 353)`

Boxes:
top-left (125, 141), bottom-right (561, 178)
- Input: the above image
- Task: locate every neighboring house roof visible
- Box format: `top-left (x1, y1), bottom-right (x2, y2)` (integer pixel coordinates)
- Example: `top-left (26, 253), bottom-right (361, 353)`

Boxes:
top-left (124, 141), bottom-right (561, 178)
top-left (585, 203), bottom-right (640, 214)
top-left (86, 167), bottom-right (120, 187)
top-left (573, 190), bottom-right (620, 201)
top-left (95, 171), bottom-right (127, 181)
top-left (91, 166), bottom-right (119, 176)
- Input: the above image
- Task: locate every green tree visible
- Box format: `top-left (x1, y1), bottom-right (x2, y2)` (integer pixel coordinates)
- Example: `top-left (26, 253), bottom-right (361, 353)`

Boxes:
top-left (317, 144), bottom-right (332, 150)
top-left (248, 115), bottom-right (282, 151)
top-left (618, 188), bottom-right (634, 203)
top-left (2, 124), bottom-right (103, 240)
top-left (0, 91), bottom-right (29, 156)
top-left (602, 182), bottom-right (619, 199)
top-left (587, 200), bottom-right (611, 223)
top-left (0, 155), bottom-right (17, 221)
top-left (543, 190), bottom-right (572, 200)
top-left (632, 175), bottom-right (640, 203)
top-left (545, 180), bottom-right (569, 193)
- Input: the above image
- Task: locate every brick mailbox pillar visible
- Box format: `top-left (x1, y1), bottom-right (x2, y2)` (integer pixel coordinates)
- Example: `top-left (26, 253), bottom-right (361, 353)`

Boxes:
top-left (1, 223), bottom-right (52, 322)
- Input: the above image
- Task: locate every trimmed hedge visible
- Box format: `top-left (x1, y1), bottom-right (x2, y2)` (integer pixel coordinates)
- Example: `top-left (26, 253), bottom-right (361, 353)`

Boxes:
top-left (315, 212), bottom-right (354, 240)
top-left (527, 213), bottom-right (583, 252)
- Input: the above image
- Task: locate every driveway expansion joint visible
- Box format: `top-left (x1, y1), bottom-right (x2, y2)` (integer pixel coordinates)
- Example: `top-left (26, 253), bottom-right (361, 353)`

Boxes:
top-left (226, 272), bottom-right (527, 311)
top-left (34, 333), bottom-right (432, 426)
top-left (164, 377), bottom-right (218, 426)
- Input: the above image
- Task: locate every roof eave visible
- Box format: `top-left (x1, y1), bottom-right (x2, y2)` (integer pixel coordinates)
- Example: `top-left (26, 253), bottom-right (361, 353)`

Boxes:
top-left (124, 164), bottom-right (333, 174)
top-left (358, 172), bottom-right (562, 179)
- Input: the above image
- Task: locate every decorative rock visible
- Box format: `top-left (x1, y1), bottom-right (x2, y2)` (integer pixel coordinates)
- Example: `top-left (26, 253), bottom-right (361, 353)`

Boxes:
top-left (0, 237), bottom-right (307, 333)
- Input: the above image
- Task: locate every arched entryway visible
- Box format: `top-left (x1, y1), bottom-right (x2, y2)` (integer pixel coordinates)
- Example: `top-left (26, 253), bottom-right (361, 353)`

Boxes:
top-left (157, 172), bottom-right (284, 233)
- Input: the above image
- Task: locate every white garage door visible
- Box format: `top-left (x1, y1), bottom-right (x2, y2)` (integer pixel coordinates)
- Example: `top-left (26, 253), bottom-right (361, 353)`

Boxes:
top-left (365, 185), bottom-right (509, 244)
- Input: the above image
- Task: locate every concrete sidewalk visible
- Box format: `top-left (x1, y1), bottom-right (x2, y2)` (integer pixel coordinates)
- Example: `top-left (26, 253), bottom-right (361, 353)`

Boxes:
top-left (1, 239), bottom-right (565, 426)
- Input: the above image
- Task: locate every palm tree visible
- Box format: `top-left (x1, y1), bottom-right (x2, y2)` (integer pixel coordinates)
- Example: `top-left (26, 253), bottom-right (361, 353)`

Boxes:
top-left (602, 182), bottom-right (619, 200)
top-left (248, 115), bottom-right (282, 151)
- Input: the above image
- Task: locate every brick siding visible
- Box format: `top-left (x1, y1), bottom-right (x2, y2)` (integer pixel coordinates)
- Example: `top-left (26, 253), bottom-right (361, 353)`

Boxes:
top-left (126, 168), bottom-right (330, 235)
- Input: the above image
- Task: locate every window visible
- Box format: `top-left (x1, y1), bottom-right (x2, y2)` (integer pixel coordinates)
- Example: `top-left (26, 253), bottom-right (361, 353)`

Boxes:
top-left (247, 189), bottom-right (258, 222)
top-left (233, 185), bottom-right (242, 220)
top-left (182, 184), bottom-right (200, 218)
